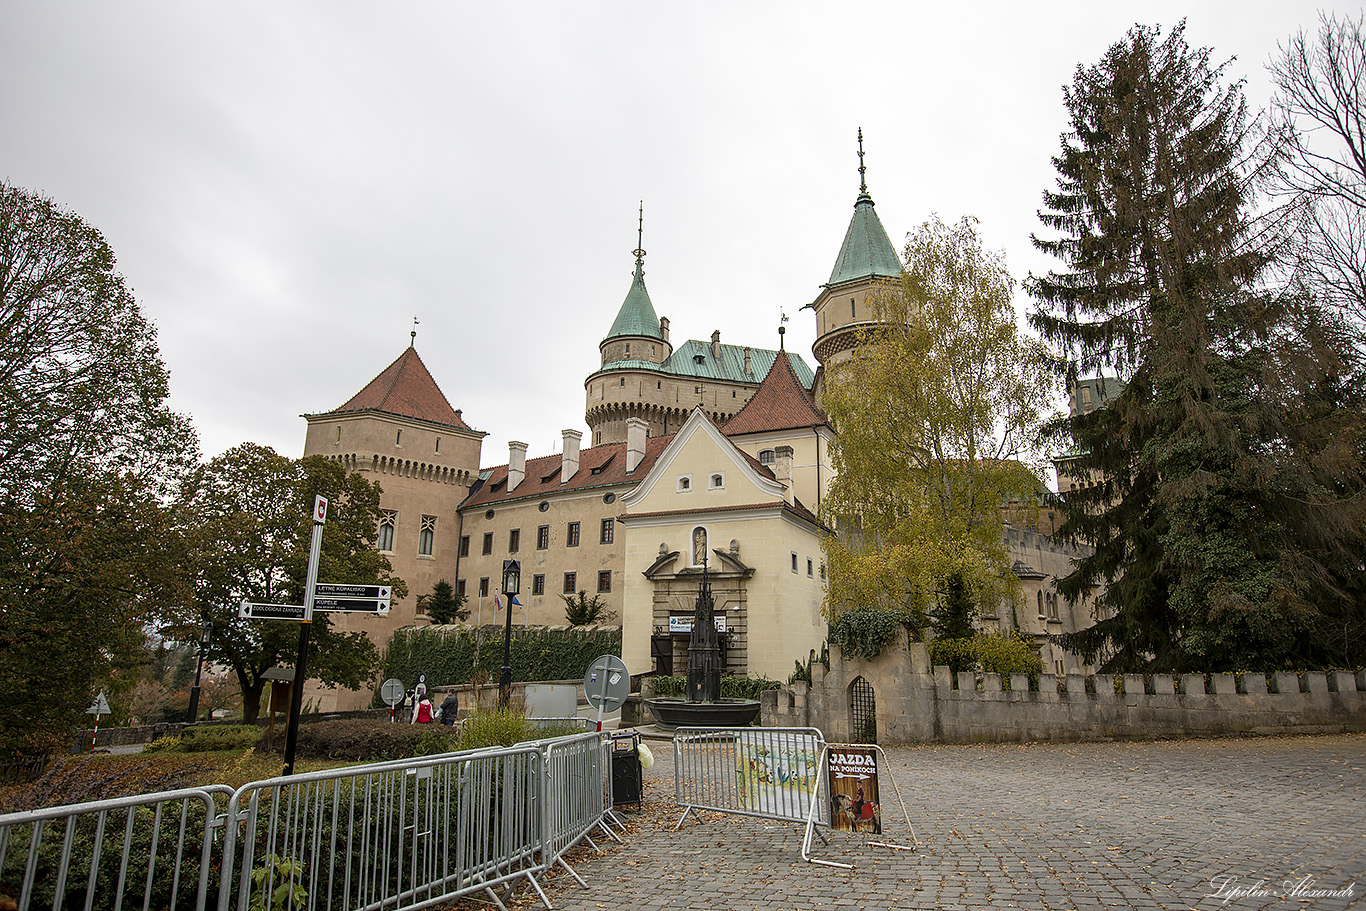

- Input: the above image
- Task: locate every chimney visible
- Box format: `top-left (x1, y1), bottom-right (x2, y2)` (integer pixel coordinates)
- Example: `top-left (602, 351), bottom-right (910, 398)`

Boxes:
top-left (774, 445), bottom-right (795, 504)
top-left (561, 429), bottom-right (582, 482)
top-left (743, 346), bottom-right (752, 376)
top-left (711, 329), bottom-right (721, 359)
top-left (626, 418), bottom-right (648, 473)
top-left (659, 316), bottom-right (670, 344)
top-left (508, 441), bottom-right (528, 490)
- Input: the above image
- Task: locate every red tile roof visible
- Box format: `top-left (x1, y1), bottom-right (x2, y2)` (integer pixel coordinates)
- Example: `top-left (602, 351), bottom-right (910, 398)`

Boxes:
top-left (462, 435), bottom-right (675, 508)
top-left (317, 347), bottom-right (474, 431)
top-left (721, 351), bottom-right (828, 436)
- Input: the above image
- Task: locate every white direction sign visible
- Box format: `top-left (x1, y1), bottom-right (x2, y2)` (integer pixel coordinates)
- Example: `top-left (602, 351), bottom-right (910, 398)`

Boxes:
top-left (86, 692), bottom-right (111, 716)
top-left (240, 601), bottom-right (307, 621)
top-left (314, 583), bottom-right (391, 614)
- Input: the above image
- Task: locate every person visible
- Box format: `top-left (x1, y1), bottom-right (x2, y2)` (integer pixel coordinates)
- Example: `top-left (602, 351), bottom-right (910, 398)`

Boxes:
top-left (439, 690), bottom-right (459, 726)
top-left (412, 692), bottom-right (434, 724)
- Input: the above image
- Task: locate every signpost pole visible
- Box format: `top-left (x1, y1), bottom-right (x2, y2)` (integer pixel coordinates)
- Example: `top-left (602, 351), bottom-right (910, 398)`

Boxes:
top-left (283, 496), bottom-right (326, 776)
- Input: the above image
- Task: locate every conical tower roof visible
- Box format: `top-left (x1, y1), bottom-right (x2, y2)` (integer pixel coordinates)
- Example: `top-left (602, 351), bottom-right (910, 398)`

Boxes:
top-left (315, 346), bottom-right (474, 431)
top-left (825, 130), bottom-right (901, 288)
top-left (723, 344), bottom-right (828, 436)
top-left (603, 204), bottom-right (664, 342)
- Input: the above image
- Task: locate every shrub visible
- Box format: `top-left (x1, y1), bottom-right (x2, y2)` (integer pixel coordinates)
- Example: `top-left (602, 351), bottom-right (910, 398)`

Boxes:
top-left (646, 675), bottom-right (782, 700)
top-left (928, 630), bottom-right (1042, 684)
top-left (377, 626), bottom-right (622, 701)
top-left (143, 724), bottom-right (263, 754)
top-left (829, 607), bottom-right (923, 661)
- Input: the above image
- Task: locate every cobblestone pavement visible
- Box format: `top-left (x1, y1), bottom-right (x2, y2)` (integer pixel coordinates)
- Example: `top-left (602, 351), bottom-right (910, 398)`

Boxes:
top-left (534, 734), bottom-right (1364, 911)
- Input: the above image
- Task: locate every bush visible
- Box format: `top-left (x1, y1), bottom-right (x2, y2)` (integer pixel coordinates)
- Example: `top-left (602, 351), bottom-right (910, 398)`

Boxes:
top-left (275, 711), bottom-right (587, 764)
top-left (928, 630), bottom-right (1042, 685)
top-left (647, 675), bottom-right (782, 700)
top-left (144, 724), bottom-right (262, 754)
top-left (829, 607), bottom-right (923, 661)
top-left (378, 626), bottom-right (622, 701)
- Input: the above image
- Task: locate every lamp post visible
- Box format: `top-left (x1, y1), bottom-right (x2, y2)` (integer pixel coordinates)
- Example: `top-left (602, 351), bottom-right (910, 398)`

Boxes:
top-left (498, 559), bottom-right (520, 708)
top-left (185, 616), bottom-right (213, 723)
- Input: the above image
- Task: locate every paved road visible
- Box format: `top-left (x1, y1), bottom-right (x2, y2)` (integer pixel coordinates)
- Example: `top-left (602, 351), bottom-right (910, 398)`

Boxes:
top-left (537, 734), bottom-right (1364, 911)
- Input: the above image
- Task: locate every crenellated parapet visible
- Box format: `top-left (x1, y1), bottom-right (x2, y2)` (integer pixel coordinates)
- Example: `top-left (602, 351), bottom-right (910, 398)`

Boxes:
top-left (761, 631), bottom-right (1366, 744)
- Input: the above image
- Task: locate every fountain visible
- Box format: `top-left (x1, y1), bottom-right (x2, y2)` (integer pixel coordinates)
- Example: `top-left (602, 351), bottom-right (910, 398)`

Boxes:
top-left (645, 555), bottom-right (760, 728)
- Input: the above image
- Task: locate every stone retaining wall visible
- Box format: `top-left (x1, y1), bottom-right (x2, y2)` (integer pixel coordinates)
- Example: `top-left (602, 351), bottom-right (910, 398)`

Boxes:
top-left (760, 632), bottom-right (1366, 744)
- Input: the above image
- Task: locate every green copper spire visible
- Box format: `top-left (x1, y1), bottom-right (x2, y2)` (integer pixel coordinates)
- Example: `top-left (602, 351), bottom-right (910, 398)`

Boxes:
top-left (604, 202), bottom-right (664, 341)
top-left (825, 128), bottom-right (901, 288)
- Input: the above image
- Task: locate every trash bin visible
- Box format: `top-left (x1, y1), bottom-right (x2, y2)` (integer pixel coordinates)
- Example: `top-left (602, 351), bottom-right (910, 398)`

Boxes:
top-left (610, 731), bottom-right (642, 806)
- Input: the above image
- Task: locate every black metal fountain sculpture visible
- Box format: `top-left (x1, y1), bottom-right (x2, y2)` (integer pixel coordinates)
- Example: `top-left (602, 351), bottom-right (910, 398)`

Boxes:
top-left (645, 555), bottom-right (761, 728)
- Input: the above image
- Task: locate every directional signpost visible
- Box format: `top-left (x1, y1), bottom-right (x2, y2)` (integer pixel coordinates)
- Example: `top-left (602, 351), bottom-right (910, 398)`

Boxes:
top-left (239, 602), bottom-right (306, 620)
top-left (314, 583), bottom-right (391, 615)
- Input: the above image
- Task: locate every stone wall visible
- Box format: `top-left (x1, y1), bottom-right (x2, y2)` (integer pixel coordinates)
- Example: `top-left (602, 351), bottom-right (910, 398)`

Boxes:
top-left (760, 631), bottom-right (1366, 744)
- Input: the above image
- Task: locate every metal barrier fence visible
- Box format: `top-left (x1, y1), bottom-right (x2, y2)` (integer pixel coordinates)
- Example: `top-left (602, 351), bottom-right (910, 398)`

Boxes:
top-left (0, 728), bottom-right (616, 911)
top-left (672, 727), bottom-right (827, 829)
top-left (516, 729), bottom-right (616, 889)
top-left (217, 744), bottom-right (547, 911)
top-left (0, 785), bottom-right (234, 911)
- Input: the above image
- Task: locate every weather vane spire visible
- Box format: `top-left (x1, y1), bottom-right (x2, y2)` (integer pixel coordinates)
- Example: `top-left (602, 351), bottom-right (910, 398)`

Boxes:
top-left (779, 308), bottom-right (789, 350)
top-left (410, 316), bottom-right (419, 347)
top-left (631, 198), bottom-right (647, 273)
top-left (857, 127), bottom-right (867, 194)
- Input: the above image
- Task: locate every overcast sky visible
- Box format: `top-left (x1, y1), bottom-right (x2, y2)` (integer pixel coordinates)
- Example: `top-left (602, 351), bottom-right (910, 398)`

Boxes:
top-left (1, 2), bottom-right (1351, 470)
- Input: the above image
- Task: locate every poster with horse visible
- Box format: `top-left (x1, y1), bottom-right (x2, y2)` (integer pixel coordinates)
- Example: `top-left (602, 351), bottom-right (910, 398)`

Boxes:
top-left (827, 745), bottom-right (882, 833)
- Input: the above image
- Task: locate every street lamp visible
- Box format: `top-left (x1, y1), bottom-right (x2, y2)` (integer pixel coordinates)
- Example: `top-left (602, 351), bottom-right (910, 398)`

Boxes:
top-left (186, 616), bottom-right (213, 724)
top-left (498, 559), bottom-right (521, 708)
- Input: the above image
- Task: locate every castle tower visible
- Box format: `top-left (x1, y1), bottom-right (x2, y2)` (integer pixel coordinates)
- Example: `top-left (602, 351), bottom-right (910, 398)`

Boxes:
top-left (301, 343), bottom-right (485, 647)
top-left (808, 130), bottom-right (903, 371)
top-left (586, 206), bottom-right (816, 445)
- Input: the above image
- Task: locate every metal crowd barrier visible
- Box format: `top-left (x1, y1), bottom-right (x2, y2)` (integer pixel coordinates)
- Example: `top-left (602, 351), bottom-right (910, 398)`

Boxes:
top-left (0, 785), bottom-right (233, 911)
top-left (672, 727), bottom-right (827, 829)
top-left (516, 729), bottom-right (618, 891)
top-left (217, 744), bottom-right (548, 911)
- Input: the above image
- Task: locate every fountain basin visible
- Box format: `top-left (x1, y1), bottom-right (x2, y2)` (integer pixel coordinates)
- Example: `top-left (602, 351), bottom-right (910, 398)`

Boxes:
top-left (645, 697), bottom-right (761, 729)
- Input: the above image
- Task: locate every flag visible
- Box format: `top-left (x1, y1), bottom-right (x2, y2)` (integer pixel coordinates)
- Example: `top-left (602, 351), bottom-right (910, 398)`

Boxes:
top-left (509, 594), bottom-right (522, 606)
top-left (493, 596), bottom-right (502, 610)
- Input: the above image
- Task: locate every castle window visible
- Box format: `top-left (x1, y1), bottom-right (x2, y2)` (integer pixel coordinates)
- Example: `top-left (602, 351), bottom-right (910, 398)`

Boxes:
top-left (508, 528), bottom-right (520, 553)
top-left (851, 298), bottom-right (856, 319)
top-left (377, 510), bottom-right (396, 553)
top-left (807, 558), bottom-right (814, 577)
top-left (620, 377), bottom-right (625, 387)
top-left (435, 437), bottom-right (440, 453)
top-left (482, 533), bottom-right (493, 555)
top-left (396, 430), bottom-right (402, 445)
top-left (1037, 591), bottom-right (1044, 616)
top-left (601, 518), bottom-right (614, 544)
top-left (657, 381), bottom-right (661, 389)
top-left (419, 515), bottom-right (436, 556)
top-left (532, 574), bottom-right (545, 596)
top-left (791, 552), bottom-right (799, 573)
top-left (676, 475), bottom-right (692, 492)
top-left (537, 525), bottom-right (550, 549)
top-left (563, 572), bottom-right (577, 594)
top-left (335, 426), bottom-right (341, 442)
top-left (457, 579), bottom-right (466, 597)
top-left (709, 473), bottom-right (724, 490)
top-left (598, 570), bottom-right (612, 593)
top-left (479, 577), bottom-right (489, 597)
top-left (759, 449), bottom-right (775, 465)
top-left (625, 343), bottom-right (630, 355)
top-left (567, 522), bottom-right (581, 547)
top-left (458, 535), bottom-right (470, 557)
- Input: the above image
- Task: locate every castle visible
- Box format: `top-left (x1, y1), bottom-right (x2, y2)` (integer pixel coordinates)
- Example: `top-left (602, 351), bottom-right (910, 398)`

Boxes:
top-left (301, 140), bottom-right (1098, 710)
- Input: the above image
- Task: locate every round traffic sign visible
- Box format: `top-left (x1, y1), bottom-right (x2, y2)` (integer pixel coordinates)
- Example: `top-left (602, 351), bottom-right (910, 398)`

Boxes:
top-left (584, 655), bottom-right (630, 712)
top-left (380, 678), bottom-right (405, 707)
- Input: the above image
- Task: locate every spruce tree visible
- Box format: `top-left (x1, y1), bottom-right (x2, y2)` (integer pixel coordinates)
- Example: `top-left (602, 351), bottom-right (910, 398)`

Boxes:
top-left (1028, 23), bottom-right (1354, 671)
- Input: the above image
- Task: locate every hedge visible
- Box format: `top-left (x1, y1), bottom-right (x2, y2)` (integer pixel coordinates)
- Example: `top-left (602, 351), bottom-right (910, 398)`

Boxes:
top-left (378, 625), bottom-right (621, 699)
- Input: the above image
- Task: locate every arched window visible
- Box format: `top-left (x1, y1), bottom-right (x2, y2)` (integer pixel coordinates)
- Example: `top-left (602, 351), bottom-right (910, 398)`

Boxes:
top-left (759, 449), bottom-right (775, 465)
